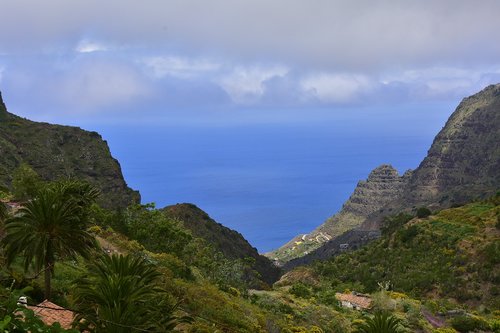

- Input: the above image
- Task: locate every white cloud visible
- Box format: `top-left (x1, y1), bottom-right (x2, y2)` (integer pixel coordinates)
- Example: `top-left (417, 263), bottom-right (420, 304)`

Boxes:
top-left (1, 1), bottom-right (499, 71)
top-left (1, 59), bottom-right (154, 112)
top-left (217, 65), bottom-right (288, 104)
top-left (300, 74), bottom-right (373, 103)
top-left (381, 66), bottom-right (500, 100)
top-left (142, 56), bottom-right (220, 79)
top-left (75, 39), bottom-right (108, 53)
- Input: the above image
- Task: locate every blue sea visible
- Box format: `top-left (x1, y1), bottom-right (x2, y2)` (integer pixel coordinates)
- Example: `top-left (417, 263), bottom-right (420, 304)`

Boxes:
top-left (88, 103), bottom-right (455, 253)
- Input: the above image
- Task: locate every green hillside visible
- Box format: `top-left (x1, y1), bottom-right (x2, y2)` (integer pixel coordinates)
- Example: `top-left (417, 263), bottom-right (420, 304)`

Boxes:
top-left (2, 188), bottom-right (499, 332)
top-left (0, 92), bottom-right (139, 209)
top-left (310, 198), bottom-right (500, 309)
top-left (162, 203), bottom-right (281, 285)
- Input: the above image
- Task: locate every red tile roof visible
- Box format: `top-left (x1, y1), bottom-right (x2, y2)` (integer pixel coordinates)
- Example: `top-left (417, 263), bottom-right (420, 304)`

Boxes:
top-left (28, 300), bottom-right (75, 329)
top-left (335, 292), bottom-right (372, 309)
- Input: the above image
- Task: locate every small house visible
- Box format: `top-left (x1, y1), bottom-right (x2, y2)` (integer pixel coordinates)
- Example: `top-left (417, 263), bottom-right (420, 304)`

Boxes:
top-left (335, 292), bottom-right (372, 310)
top-left (27, 299), bottom-right (75, 330)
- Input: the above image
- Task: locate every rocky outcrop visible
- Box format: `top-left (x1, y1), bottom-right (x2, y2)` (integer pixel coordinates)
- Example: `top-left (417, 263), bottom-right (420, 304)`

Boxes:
top-left (162, 203), bottom-right (281, 285)
top-left (0, 91), bottom-right (140, 209)
top-left (273, 83), bottom-right (500, 268)
top-left (266, 165), bottom-right (411, 264)
top-left (398, 83), bottom-right (500, 209)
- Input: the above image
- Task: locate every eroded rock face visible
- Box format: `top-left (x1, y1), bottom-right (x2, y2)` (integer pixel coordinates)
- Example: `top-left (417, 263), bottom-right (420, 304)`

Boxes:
top-left (318, 165), bottom-right (412, 233)
top-left (0, 91), bottom-right (140, 209)
top-left (266, 164), bottom-right (411, 264)
top-left (270, 84), bottom-right (500, 267)
top-left (399, 83), bottom-right (500, 208)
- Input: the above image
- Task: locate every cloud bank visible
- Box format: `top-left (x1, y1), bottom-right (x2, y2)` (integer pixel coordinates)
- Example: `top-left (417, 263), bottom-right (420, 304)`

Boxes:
top-left (0, 1), bottom-right (499, 117)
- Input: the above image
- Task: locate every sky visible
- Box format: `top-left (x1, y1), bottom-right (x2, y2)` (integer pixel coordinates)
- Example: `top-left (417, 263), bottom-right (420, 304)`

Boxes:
top-left (0, 0), bottom-right (500, 123)
top-left (1, 1), bottom-right (500, 251)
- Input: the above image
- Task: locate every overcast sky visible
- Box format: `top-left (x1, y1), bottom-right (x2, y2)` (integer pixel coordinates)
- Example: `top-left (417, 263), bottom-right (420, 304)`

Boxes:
top-left (1, 0), bottom-right (500, 122)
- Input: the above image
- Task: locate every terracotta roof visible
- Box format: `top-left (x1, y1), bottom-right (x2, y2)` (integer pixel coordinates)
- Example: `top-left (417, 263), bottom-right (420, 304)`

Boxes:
top-left (28, 300), bottom-right (75, 329)
top-left (335, 292), bottom-right (372, 309)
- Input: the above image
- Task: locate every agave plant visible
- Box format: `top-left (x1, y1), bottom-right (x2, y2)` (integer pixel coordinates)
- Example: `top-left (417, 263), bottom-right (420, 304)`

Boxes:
top-left (355, 312), bottom-right (404, 333)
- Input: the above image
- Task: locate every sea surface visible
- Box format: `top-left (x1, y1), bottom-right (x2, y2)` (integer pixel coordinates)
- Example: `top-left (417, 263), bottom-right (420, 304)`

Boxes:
top-left (89, 104), bottom-right (454, 253)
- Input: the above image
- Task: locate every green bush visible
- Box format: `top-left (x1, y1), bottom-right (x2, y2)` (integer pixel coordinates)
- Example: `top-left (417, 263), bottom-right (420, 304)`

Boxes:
top-left (289, 282), bottom-right (312, 299)
top-left (483, 241), bottom-right (500, 264)
top-left (416, 207), bottom-right (432, 218)
top-left (399, 225), bottom-right (419, 243)
top-left (433, 328), bottom-right (458, 333)
top-left (381, 213), bottom-right (414, 235)
top-left (450, 315), bottom-right (490, 333)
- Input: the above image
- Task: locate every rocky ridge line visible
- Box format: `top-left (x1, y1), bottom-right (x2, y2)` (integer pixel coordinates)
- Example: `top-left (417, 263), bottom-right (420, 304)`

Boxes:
top-left (0, 91), bottom-right (140, 209)
top-left (266, 164), bottom-right (411, 264)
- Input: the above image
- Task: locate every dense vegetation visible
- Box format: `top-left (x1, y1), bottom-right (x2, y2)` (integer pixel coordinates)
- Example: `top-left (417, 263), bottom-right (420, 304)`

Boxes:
top-left (1, 175), bottom-right (499, 332)
top-left (162, 203), bottom-right (281, 284)
top-left (0, 94), bottom-right (139, 208)
top-left (313, 199), bottom-right (500, 309)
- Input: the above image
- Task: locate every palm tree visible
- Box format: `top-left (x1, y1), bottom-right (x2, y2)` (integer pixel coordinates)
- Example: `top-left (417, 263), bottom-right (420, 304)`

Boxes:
top-left (73, 254), bottom-right (184, 332)
top-left (2, 184), bottom-right (99, 300)
top-left (355, 312), bottom-right (404, 333)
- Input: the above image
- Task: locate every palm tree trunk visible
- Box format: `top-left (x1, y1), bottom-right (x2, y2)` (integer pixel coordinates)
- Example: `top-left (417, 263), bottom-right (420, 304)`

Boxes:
top-left (44, 261), bottom-right (52, 300)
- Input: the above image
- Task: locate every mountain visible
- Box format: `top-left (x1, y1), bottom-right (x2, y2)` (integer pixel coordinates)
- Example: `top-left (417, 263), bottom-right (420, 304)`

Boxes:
top-left (396, 83), bottom-right (500, 208)
top-left (0, 91), bottom-right (139, 209)
top-left (280, 84), bottom-right (500, 268)
top-left (162, 203), bottom-right (281, 284)
top-left (285, 197), bottom-right (500, 310)
top-left (266, 165), bottom-right (412, 264)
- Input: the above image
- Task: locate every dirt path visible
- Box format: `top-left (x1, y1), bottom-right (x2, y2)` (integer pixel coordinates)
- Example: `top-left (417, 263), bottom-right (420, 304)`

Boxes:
top-left (421, 308), bottom-right (446, 328)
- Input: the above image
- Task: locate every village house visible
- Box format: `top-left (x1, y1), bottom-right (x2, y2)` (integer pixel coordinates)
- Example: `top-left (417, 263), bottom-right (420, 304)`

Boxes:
top-left (335, 292), bottom-right (372, 310)
top-left (18, 297), bottom-right (76, 330)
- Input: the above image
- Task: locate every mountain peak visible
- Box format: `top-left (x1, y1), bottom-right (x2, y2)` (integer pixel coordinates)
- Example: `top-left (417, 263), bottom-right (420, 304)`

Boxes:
top-left (266, 163), bottom-right (410, 264)
top-left (400, 82), bottom-right (500, 207)
top-left (367, 164), bottom-right (400, 181)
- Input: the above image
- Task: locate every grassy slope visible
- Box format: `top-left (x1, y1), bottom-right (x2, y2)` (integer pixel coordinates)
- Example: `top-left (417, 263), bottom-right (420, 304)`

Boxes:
top-left (162, 203), bottom-right (281, 285)
top-left (3, 199), bottom-right (499, 332)
top-left (0, 93), bottom-right (139, 209)
top-left (312, 200), bottom-right (500, 310)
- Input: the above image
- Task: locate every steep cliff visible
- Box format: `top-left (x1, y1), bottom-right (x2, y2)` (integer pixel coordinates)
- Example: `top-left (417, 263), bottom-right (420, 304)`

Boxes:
top-left (0, 91), bottom-right (140, 208)
top-left (266, 165), bottom-right (411, 264)
top-left (399, 83), bottom-right (500, 208)
top-left (162, 203), bottom-right (281, 284)
top-left (276, 84), bottom-right (500, 268)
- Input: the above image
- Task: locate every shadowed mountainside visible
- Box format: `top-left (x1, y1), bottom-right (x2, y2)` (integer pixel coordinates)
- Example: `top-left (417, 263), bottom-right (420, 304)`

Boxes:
top-left (0, 91), bottom-right (140, 209)
top-left (162, 203), bottom-right (281, 284)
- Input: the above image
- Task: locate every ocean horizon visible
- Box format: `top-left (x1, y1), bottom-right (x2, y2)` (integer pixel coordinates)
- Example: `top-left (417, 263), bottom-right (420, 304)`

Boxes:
top-left (89, 104), bottom-right (455, 253)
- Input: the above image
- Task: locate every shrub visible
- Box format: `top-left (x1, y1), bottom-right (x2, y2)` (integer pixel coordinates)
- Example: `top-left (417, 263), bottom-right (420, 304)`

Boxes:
top-left (483, 241), bottom-right (500, 264)
top-left (399, 225), bottom-right (419, 243)
top-left (433, 328), bottom-right (458, 333)
top-left (416, 207), bottom-right (432, 218)
top-left (289, 282), bottom-right (312, 299)
top-left (450, 315), bottom-right (490, 333)
top-left (381, 213), bottom-right (413, 235)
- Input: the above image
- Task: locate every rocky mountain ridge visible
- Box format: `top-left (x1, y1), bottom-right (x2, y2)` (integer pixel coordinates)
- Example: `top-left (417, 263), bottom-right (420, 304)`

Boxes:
top-left (0, 91), bottom-right (140, 209)
top-left (162, 203), bottom-right (281, 284)
top-left (274, 83), bottom-right (500, 267)
top-left (266, 164), bottom-right (411, 264)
